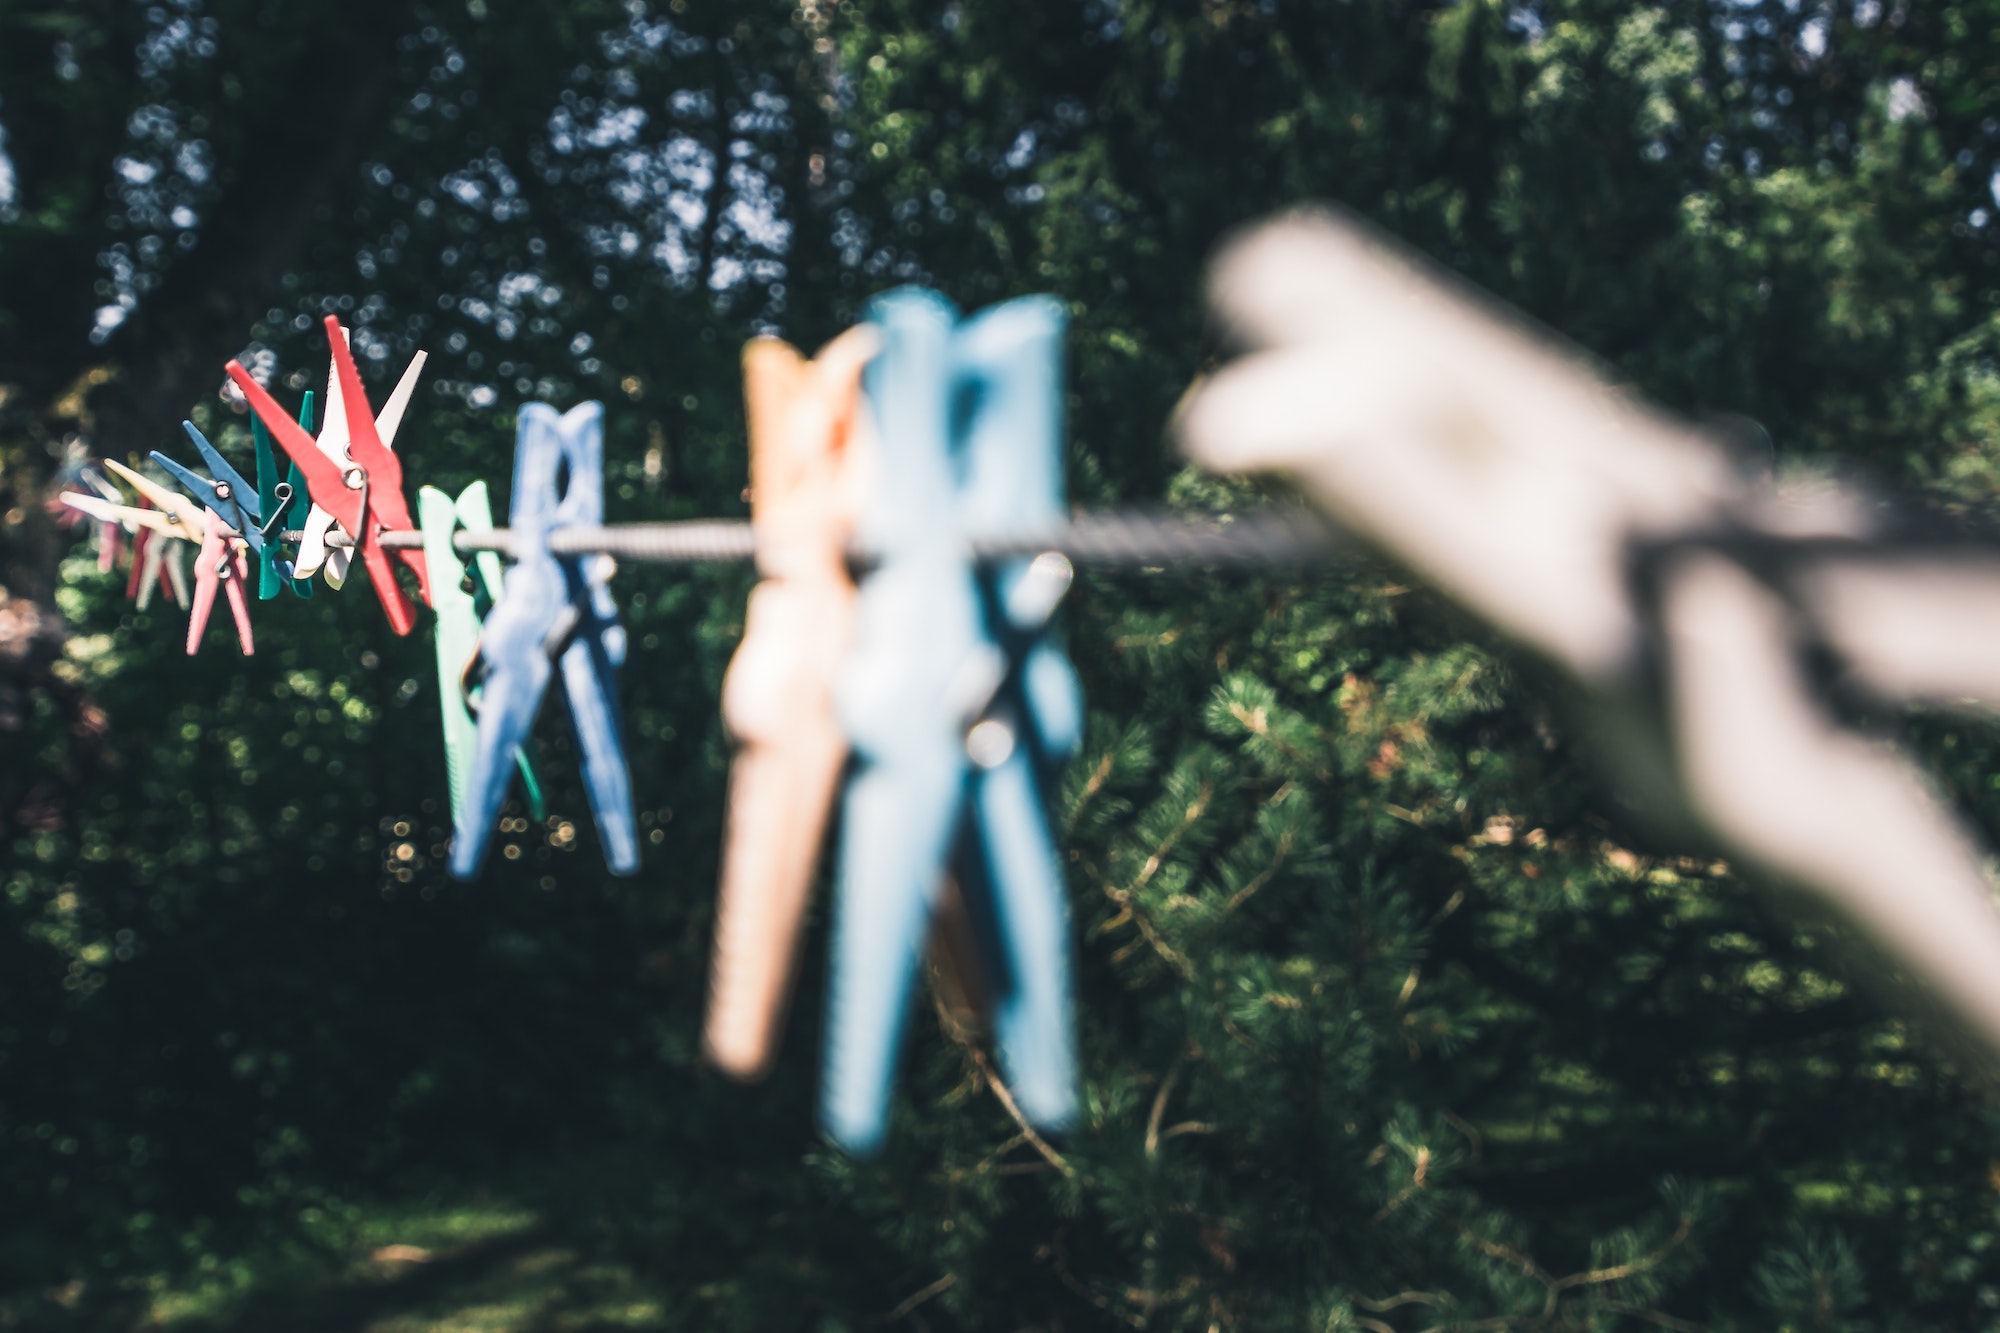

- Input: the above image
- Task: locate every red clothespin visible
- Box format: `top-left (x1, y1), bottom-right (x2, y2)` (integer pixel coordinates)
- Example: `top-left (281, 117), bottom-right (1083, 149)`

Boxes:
top-left (126, 521), bottom-right (151, 601)
top-left (223, 317), bottom-right (430, 634)
top-left (187, 508), bottom-right (253, 656)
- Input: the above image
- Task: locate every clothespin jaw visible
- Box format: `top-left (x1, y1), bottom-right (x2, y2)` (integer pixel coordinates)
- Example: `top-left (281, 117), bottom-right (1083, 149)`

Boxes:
top-left (419, 480), bottom-right (547, 833)
top-left (186, 508), bottom-right (254, 656)
top-left (224, 319), bottom-right (429, 633)
top-left (449, 402), bottom-right (636, 880)
top-left (254, 395), bottom-right (315, 600)
top-left (819, 289), bottom-right (1082, 1155)
top-left (705, 326), bottom-right (877, 1083)
top-left (60, 490), bottom-right (204, 547)
top-left (100, 458), bottom-right (210, 541)
top-left (151, 421), bottom-right (264, 556)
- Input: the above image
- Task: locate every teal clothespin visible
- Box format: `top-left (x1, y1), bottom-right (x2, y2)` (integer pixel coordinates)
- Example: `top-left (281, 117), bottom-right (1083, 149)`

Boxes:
top-left (255, 392), bottom-right (316, 600)
top-left (419, 481), bottom-right (546, 831)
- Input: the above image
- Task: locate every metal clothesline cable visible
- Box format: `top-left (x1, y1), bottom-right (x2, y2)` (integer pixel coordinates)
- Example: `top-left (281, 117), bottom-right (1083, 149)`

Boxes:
top-left (281, 507), bottom-right (1344, 569)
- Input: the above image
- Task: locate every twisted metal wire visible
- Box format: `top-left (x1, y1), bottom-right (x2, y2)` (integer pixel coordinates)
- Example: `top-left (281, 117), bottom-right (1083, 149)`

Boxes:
top-left (284, 507), bottom-right (1342, 570)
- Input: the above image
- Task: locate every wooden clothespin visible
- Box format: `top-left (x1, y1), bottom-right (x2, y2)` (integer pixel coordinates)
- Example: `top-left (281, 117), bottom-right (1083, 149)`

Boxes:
top-left (703, 326), bottom-right (877, 1082)
top-left (1174, 205), bottom-right (2000, 1058)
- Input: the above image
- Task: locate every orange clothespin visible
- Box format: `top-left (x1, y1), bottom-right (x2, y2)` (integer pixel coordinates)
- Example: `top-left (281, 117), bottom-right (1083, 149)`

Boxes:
top-left (703, 327), bottom-right (877, 1081)
top-left (187, 508), bottom-right (253, 656)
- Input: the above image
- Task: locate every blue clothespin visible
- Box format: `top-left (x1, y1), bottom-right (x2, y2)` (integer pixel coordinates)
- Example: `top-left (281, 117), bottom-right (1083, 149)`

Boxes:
top-left (449, 402), bottom-right (639, 880)
top-left (823, 288), bottom-right (1084, 1155)
top-left (254, 394), bottom-right (316, 600)
top-left (151, 421), bottom-right (265, 557)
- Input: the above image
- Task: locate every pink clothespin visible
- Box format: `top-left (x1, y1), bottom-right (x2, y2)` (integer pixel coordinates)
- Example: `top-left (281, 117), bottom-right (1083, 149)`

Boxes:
top-left (187, 508), bottom-right (253, 656)
top-left (704, 327), bottom-right (877, 1081)
top-left (81, 469), bottom-right (125, 573)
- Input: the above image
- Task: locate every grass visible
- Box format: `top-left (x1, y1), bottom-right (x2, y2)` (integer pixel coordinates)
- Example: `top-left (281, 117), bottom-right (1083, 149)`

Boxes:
top-left (2, 1195), bottom-right (685, 1333)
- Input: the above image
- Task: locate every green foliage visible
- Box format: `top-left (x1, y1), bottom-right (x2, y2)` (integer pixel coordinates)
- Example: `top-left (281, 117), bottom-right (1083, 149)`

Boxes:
top-left (7, 0), bottom-right (2000, 1328)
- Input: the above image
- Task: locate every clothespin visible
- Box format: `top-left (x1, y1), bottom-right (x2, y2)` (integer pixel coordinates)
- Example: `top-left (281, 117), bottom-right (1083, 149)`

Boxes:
top-left (129, 512), bottom-right (189, 611)
top-left (418, 480), bottom-right (547, 832)
top-left (126, 522), bottom-right (152, 601)
top-left (290, 332), bottom-right (427, 588)
top-left (100, 457), bottom-right (211, 540)
top-left (820, 288), bottom-right (1084, 1155)
top-left (94, 460), bottom-right (216, 611)
top-left (224, 318), bottom-right (431, 633)
top-left (253, 393), bottom-right (316, 600)
top-left (80, 469), bottom-right (125, 573)
top-left (449, 402), bottom-right (637, 880)
top-left (59, 488), bottom-right (189, 545)
top-left (704, 327), bottom-right (877, 1082)
top-left (150, 421), bottom-right (266, 560)
top-left (186, 508), bottom-right (254, 656)
top-left (62, 484), bottom-right (186, 611)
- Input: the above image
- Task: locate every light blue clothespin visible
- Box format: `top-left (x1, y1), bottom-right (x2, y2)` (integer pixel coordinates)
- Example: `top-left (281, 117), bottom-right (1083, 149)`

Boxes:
top-left (449, 402), bottom-right (639, 880)
top-left (823, 288), bottom-right (1084, 1155)
top-left (152, 421), bottom-right (266, 558)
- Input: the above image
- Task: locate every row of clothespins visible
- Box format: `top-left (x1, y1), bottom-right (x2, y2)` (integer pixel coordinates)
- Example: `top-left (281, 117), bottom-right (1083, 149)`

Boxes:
top-left (61, 289), bottom-right (1095, 1155)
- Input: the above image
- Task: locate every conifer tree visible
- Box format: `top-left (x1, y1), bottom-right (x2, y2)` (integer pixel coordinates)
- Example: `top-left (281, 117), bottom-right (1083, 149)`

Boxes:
top-left (5, 1), bottom-right (2000, 1328)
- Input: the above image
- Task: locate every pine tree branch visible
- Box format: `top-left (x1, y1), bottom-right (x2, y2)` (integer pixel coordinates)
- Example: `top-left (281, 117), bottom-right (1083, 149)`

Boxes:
top-left (1098, 779), bottom-right (1214, 978)
top-left (1452, 1214), bottom-right (1696, 1329)
top-left (1216, 814), bottom-right (1298, 921)
top-left (1143, 1056), bottom-right (1186, 1158)
top-left (1353, 1290), bottom-right (1444, 1313)
top-left (885, 1272), bottom-right (956, 1321)
top-left (1064, 747), bottom-right (1117, 839)
top-left (965, 1046), bottom-right (1075, 1179)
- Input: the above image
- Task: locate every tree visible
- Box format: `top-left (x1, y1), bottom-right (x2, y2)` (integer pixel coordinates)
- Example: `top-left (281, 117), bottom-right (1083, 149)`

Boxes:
top-left (4, 0), bottom-right (2000, 1327)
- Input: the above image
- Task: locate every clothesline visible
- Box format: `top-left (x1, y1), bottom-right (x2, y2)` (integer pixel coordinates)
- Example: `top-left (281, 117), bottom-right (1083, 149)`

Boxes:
top-left (283, 507), bottom-right (1343, 568)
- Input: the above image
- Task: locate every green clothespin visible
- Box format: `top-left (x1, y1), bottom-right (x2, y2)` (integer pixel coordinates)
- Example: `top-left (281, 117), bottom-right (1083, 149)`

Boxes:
top-left (419, 480), bottom-right (546, 828)
top-left (254, 392), bottom-right (317, 600)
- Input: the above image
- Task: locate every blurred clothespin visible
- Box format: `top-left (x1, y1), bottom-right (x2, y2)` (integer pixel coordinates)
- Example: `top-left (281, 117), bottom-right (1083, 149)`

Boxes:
top-left (130, 511), bottom-right (190, 611)
top-left (100, 457), bottom-right (210, 539)
top-left (225, 317), bottom-right (431, 633)
top-left (449, 402), bottom-right (637, 879)
top-left (419, 480), bottom-right (547, 832)
top-left (78, 460), bottom-right (200, 607)
top-left (151, 421), bottom-right (267, 562)
top-left (821, 288), bottom-right (1084, 1155)
top-left (186, 508), bottom-right (254, 656)
top-left (80, 469), bottom-right (126, 573)
top-left (704, 326), bottom-right (877, 1082)
top-left (60, 486), bottom-right (192, 547)
top-left (253, 394), bottom-right (316, 600)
